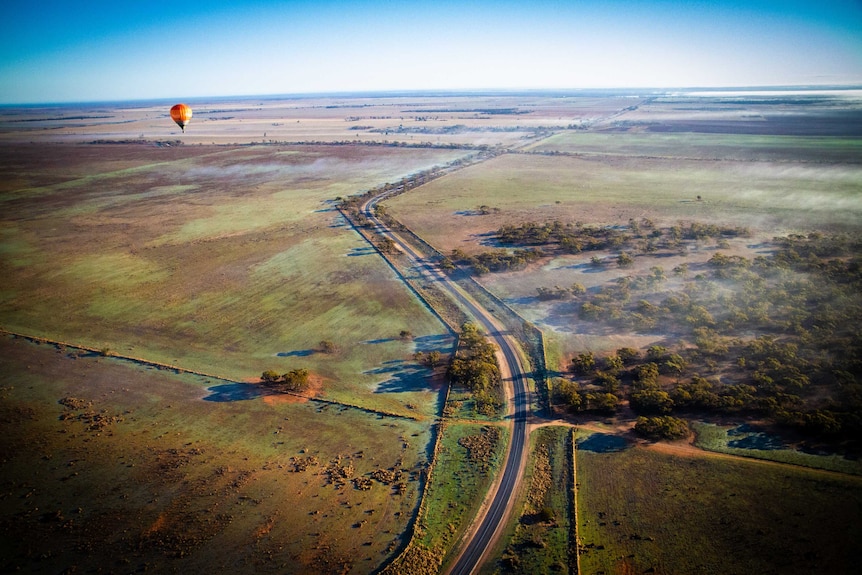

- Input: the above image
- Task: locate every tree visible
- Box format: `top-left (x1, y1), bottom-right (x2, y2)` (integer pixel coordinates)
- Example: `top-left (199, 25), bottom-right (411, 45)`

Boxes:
top-left (602, 354), bottom-right (624, 374)
top-left (635, 362), bottom-right (660, 389)
top-left (423, 350), bottom-right (442, 368)
top-left (617, 252), bottom-right (634, 268)
top-left (282, 368), bottom-right (310, 392)
top-left (616, 347), bottom-right (641, 365)
top-left (377, 236), bottom-right (397, 254)
top-left (552, 378), bottom-right (582, 411)
top-left (571, 351), bottom-right (596, 375)
top-left (646, 345), bottom-right (668, 362)
top-left (630, 389), bottom-right (675, 415)
top-left (319, 340), bottom-right (338, 354)
top-left (261, 370), bottom-right (281, 385)
top-left (584, 392), bottom-right (619, 414)
top-left (594, 371), bottom-right (621, 394)
top-left (634, 416), bottom-right (689, 439)
top-left (448, 323), bottom-right (501, 395)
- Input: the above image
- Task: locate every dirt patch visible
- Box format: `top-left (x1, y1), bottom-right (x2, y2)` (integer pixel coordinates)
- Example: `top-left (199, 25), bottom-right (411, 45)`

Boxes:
top-left (262, 373), bottom-right (325, 404)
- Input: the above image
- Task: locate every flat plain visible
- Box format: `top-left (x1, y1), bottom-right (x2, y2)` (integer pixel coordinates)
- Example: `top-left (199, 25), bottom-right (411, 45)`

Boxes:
top-left (1, 90), bottom-right (861, 574)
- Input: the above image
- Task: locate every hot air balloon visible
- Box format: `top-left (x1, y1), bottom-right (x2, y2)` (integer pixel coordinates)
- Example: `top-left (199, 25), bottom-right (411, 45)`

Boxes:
top-left (170, 103), bottom-right (192, 132)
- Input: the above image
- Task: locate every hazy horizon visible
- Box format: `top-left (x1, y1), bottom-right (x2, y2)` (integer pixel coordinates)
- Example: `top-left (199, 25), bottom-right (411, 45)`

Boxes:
top-left (2, 0), bottom-right (861, 105)
top-left (4, 84), bottom-right (862, 109)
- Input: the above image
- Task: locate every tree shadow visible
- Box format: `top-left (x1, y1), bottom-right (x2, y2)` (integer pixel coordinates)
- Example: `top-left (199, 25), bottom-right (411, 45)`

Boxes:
top-left (363, 337), bottom-right (396, 345)
top-left (277, 349), bottom-right (316, 357)
top-left (472, 232), bottom-right (504, 248)
top-left (576, 433), bottom-right (630, 453)
top-left (347, 246), bottom-right (376, 257)
top-left (204, 383), bottom-right (271, 402)
top-left (371, 364), bottom-right (435, 394)
top-left (413, 334), bottom-right (455, 353)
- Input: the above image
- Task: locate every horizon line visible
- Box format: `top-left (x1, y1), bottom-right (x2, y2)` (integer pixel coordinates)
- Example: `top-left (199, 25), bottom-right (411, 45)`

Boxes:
top-left (3, 83), bottom-right (862, 107)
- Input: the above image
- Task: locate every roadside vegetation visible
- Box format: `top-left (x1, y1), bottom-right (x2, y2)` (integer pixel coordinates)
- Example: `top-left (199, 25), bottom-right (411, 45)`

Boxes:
top-left (484, 426), bottom-right (573, 575)
top-left (446, 322), bottom-right (505, 417)
top-left (382, 424), bottom-right (508, 575)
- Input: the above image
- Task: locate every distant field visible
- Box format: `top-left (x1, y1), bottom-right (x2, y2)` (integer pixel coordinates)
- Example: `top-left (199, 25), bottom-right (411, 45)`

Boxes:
top-left (384, 135), bottom-right (862, 362)
top-left (576, 437), bottom-right (862, 575)
top-left (0, 94), bottom-right (633, 147)
top-left (527, 131), bottom-right (862, 163)
top-left (0, 143), bottom-right (465, 417)
top-left (386, 151), bottom-right (862, 253)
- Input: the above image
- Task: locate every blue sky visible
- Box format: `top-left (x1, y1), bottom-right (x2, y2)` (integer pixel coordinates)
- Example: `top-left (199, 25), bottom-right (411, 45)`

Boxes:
top-left (1, 0), bottom-right (860, 103)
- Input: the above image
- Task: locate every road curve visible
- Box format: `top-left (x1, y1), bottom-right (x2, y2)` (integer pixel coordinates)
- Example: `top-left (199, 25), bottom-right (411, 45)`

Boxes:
top-left (360, 191), bottom-right (531, 575)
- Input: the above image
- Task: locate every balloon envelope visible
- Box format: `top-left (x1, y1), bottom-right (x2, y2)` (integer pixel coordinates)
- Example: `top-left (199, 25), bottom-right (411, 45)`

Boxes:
top-left (170, 104), bottom-right (192, 131)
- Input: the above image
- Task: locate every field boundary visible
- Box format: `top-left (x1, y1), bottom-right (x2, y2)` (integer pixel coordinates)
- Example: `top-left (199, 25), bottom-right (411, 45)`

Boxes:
top-left (0, 329), bottom-right (423, 421)
top-left (570, 427), bottom-right (581, 575)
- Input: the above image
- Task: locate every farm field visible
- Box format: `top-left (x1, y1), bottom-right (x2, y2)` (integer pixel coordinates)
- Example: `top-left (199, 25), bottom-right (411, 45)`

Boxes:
top-left (0, 335), bottom-right (432, 574)
top-left (576, 434), bottom-right (862, 575)
top-left (0, 142), bottom-right (466, 418)
top-left (383, 123), bottom-right (862, 362)
top-left (2, 91), bottom-right (862, 574)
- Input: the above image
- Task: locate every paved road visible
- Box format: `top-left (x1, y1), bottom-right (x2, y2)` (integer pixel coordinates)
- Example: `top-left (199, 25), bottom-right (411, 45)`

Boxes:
top-left (360, 191), bottom-right (531, 575)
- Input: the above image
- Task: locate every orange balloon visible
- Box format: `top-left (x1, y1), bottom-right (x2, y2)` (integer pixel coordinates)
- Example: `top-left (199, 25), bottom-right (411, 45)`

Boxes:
top-left (170, 103), bottom-right (192, 132)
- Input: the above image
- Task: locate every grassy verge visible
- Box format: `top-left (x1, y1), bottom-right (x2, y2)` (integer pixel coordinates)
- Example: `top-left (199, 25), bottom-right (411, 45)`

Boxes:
top-left (383, 423), bottom-right (508, 574)
top-left (482, 425), bottom-right (573, 574)
top-left (576, 435), bottom-right (862, 575)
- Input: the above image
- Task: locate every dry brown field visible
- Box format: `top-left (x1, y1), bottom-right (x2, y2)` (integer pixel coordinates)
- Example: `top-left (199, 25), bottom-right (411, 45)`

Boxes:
top-left (0, 94), bottom-right (636, 147)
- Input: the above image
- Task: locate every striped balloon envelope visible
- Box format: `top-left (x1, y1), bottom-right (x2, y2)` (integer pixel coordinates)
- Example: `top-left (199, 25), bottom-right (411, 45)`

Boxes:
top-left (170, 103), bottom-right (192, 132)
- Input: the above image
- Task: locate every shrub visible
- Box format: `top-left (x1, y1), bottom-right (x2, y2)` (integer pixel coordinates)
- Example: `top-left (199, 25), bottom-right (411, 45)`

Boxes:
top-left (634, 416), bottom-right (689, 439)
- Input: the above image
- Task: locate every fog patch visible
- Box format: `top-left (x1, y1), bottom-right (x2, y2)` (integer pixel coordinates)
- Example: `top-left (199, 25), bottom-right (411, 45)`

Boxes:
top-left (733, 163), bottom-right (862, 184)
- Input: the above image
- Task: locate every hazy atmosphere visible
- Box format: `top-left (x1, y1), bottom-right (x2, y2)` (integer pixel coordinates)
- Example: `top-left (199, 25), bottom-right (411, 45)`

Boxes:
top-left (2, 0), bottom-right (861, 103)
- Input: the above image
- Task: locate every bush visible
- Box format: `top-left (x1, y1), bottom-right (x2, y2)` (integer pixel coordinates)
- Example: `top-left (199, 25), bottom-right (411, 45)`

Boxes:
top-left (634, 416), bottom-right (689, 439)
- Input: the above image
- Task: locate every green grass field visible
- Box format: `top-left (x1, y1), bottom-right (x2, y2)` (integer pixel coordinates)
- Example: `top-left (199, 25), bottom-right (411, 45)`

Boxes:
top-left (526, 131), bottom-right (862, 163)
top-left (576, 434), bottom-right (862, 575)
top-left (0, 143), bottom-right (466, 418)
top-left (386, 151), bottom-right (862, 256)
